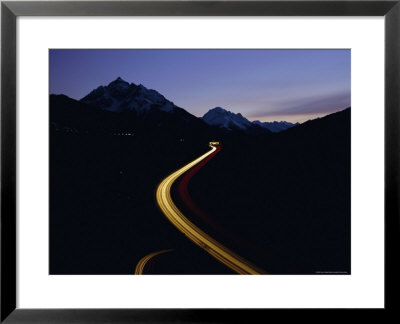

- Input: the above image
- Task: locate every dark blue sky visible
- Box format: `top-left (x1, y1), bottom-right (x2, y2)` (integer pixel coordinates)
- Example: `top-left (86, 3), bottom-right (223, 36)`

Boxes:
top-left (50, 49), bottom-right (350, 123)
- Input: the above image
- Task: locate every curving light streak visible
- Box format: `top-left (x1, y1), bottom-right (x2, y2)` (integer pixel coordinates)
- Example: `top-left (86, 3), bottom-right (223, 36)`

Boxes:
top-left (134, 249), bottom-right (174, 275)
top-left (156, 145), bottom-right (265, 274)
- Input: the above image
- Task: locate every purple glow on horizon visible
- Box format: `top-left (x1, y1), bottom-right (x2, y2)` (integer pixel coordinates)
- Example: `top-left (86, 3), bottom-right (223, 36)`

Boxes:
top-left (50, 49), bottom-right (350, 123)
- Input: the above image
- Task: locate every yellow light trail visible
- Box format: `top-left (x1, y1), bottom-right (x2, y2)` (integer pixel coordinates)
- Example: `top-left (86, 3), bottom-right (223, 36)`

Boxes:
top-left (156, 145), bottom-right (265, 274)
top-left (134, 249), bottom-right (174, 275)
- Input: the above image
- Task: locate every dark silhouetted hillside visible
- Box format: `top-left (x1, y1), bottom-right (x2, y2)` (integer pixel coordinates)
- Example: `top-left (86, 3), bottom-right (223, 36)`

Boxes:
top-left (185, 108), bottom-right (351, 274)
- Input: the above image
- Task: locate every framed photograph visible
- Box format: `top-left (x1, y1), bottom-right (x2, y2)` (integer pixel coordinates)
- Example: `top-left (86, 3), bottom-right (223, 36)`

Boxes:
top-left (1, 0), bottom-right (399, 322)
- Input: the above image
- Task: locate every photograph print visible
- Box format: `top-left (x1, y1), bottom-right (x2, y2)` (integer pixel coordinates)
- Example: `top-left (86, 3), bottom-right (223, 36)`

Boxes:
top-left (50, 49), bottom-right (350, 275)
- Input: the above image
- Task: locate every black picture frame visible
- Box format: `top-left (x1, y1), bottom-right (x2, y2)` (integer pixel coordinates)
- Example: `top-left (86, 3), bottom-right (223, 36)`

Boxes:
top-left (1, 1), bottom-right (399, 322)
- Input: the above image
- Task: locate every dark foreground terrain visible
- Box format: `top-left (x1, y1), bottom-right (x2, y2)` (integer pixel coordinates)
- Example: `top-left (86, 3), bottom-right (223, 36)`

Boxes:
top-left (50, 101), bottom-right (350, 274)
top-left (50, 134), bottom-right (233, 274)
top-left (186, 109), bottom-right (351, 274)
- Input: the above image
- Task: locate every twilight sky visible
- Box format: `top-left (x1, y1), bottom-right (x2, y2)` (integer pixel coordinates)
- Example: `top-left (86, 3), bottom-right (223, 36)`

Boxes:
top-left (50, 49), bottom-right (350, 123)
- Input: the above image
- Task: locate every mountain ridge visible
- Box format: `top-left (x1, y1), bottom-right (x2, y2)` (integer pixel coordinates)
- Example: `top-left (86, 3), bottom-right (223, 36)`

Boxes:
top-left (202, 107), bottom-right (297, 133)
top-left (80, 77), bottom-right (176, 114)
top-left (50, 77), bottom-right (349, 137)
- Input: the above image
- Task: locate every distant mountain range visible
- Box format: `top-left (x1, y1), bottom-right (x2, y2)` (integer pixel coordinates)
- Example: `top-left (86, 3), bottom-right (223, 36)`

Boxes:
top-left (202, 107), bottom-right (297, 133)
top-left (50, 77), bottom-right (341, 137)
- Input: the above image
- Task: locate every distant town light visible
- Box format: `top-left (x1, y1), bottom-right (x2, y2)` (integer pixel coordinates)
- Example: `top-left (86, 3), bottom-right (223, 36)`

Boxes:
top-left (113, 132), bottom-right (134, 136)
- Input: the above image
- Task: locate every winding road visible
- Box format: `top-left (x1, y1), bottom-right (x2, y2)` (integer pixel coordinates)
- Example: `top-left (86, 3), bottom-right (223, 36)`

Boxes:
top-left (156, 144), bottom-right (265, 274)
top-left (134, 249), bottom-right (173, 275)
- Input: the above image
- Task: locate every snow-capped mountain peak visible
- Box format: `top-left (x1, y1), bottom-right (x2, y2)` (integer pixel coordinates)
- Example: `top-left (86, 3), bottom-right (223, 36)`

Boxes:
top-left (80, 77), bottom-right (175, 114)
top-left (202, 106), bottom-right (297, 133)
top-left (107, 77), bottom-right (130, 89)
top-left (202, 107), bottom-right (252, 130)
